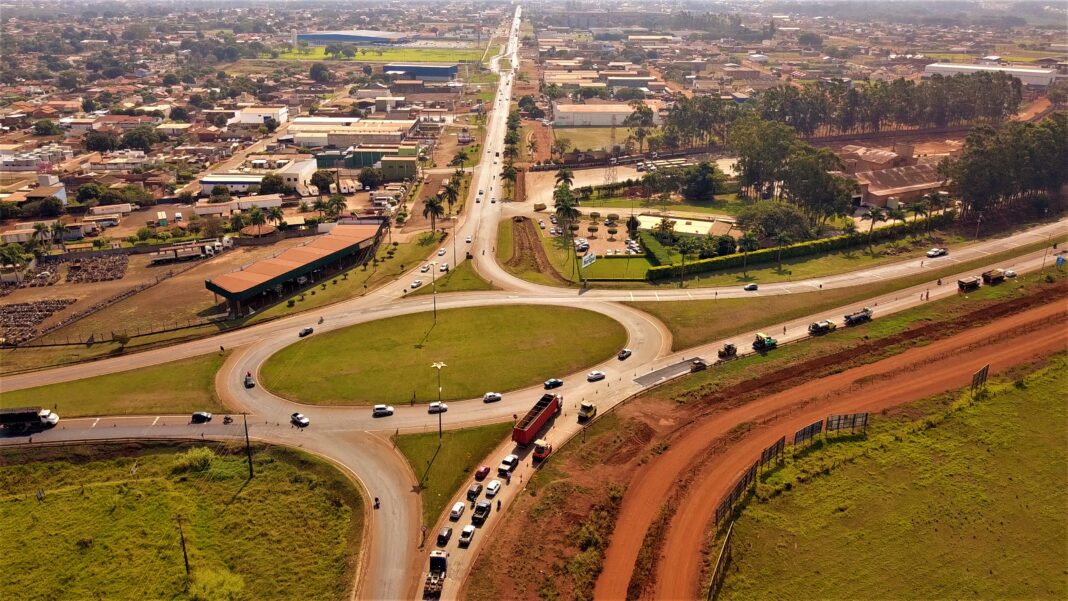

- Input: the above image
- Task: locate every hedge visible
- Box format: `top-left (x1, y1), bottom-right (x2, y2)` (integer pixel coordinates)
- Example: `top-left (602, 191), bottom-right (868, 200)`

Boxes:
top-left (638, 230), bottom-right (675, 266)
top-left (646, 212), bottom-right (955, 281)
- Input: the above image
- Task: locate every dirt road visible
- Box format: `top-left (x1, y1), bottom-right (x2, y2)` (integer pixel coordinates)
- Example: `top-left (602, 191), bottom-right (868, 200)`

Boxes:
top-left (595, 300), bottom-right (1068, 601)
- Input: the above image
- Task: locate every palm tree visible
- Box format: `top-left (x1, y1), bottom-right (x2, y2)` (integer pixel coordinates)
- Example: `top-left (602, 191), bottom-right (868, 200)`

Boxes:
top-left (267, 206), bottom-right (285, 227)
top-left (908, 199), bottom-right (930, 236)
top-left (248, 207), bottom-right (267, 236)
top-left (553, 192), bottom-right (581, 282)
top-left (327, 194), bottom-right (347, 217)
top-left (888, 207), bottom-right (907, 231)
top-left (423, 195), bottom-right (445, 232)
top-left (738, 231), bottom-right (760, 278)
top-left (0, 243), bottom-right (28, 283)
top-left (554, 167), bottom-right (574, 189)
top-left (50, 222), bottom-right (65, 247)
top-left (32, 222), bottom-right (50, 251)
top-left (441, 180), bottom-right (460, 214)
top-left (774, 231), bottom-right (792, 271)
top-left (312, 198), bottom-right (328, 219)
top-left (675, 236), bottom-right (696, 288)
top-left (500, 163), bottom-right (518, 198)
top-left (526, 137), bottom-right (538, 159)
top-left (229, 212), bottom-right (246, 233)
top-left (861, 206), bottom-right (887, 251)
top-left (452, 149), bottom-right (469, 173)
top-left (653, 217), bottom-right (675, 243)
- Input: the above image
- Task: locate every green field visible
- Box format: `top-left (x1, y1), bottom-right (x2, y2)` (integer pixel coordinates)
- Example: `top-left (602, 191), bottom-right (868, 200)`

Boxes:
top-left (275, 47), bottom-right (483, 63)
top-left (407, 260), bottom-right (497, 296)
top-left (0, 443), bottom-right (363, 601)
top-left (581, 194), bottom-right (749, 217)
top-left (555, 127), bottom-right (637, 152)
top-left (719, 356), bottom-right (1067, 600)
top-left (393, 422), bottom-right (513, 528)
top-left (0, 353), bottom-right (226, 417)
top-left (261, 305), bottom-right (627, 404)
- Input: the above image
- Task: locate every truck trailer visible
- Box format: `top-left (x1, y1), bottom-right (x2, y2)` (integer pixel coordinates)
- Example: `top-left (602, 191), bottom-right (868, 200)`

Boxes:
top-left (512, 394), bottom-right (562, 446)
top-left (423, 550), bottom-right (448, 598)
top-left (0, 407), bottom-right (59, 432)
top-left (844, 307), bottom-right (874, 326)
top-left (981, 269), bottom-right (1006, 285)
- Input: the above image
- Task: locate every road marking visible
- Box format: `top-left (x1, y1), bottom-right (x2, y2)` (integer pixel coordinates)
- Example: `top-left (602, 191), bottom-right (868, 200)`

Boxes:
top-left (655, 292), bottom-right (660, 301)
top-left (91, 418), bottom-right (100, 428)
top-left (152, 417), bottom-right (160, 426)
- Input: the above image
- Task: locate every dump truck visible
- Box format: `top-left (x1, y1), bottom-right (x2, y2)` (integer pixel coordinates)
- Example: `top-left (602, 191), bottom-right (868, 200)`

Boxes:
top-left (578, 402), bottom-right (597, 423)
top-left (690, 358), bottom-right (709, 372)
top-left (717, 343), bottom-right (737, 359)
top-left (424, 550), bottom-right (448, 598)
top-left (753, 333), bottom-right (778, 351)
top-left (0, 407), bottom-right (59, 432)
top-left (808, 320), bottom-right (837, 335)
top-left (512, 394), bottom-right (562, 446)
top-left (982, 268), bottom-right (1007, 285)
top-left (957, 276), bottom-right (981, 292)
top-left (844, 307), bottom-right (874, 326)
top-left (533, 439), bottom-right (553, 462)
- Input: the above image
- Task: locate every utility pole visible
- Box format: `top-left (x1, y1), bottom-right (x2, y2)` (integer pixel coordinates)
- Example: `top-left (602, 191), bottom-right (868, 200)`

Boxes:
top-left (242, 413), bottom-right (253, 479)
top-left (431, 362), bottom-right (446, 441)
top-left (176, 516), bottom-right (190, 577)
top-left (974, 211), bottom-right (983, 240)
top-left (429, 261), bottom-right (438, 321)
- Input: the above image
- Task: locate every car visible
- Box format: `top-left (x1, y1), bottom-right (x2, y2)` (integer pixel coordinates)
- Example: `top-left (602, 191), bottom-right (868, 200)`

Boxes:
top-left (1005, 269), bottom-right (1018, 278)
top-left (926, 247), bottom-right (948, 258)
top-left (243, 374), bottom-right (255, 388)
top-left (291, 412), bottom-right (310, 428)
top-left (472, 500), bottom-right (492, 525)
top-left (479, 189), bottom-right (484, 195)
top-left (459, 524), bottom-right (476, 547)
top-left (485, 479), bottom-right (501, 498)
top-left (690, 359), bottom-right (709, 372)
top-left (483, 392), bottom-right (503, 403)
top-left (465, 236), bottom-right (472, 243)
top-left (618, 348), bottom-right (633, 360)
top-left (372, 404), bottom-right (395, 417)
top-left (538, 220), bottom-right (546, 229)
top-left (587, 371), bottom-right (606, 382)
top-left (191, 411), bottom-right (212, 424)
top-left (440, 262), bottom-right (449, 272)
top-left (411, 280), bottom-right (423, 289)
top-left (437, 527), bottom-right (453, 546)
top-left (467, 482), bottom-right (484, 501)
top-left (544, 378), bottom-right (563, 389)
top-left (474, 466), bottom-right (491, 481)
top-left (490, 198), bottom-right (496, 203)
top-left (497, 454), bottom-right (519, 476)
top-left (437, 248), bottom-right (447, 256)
top-left (476, 198), bottom-right (481, 203)
top-left (743, 283), bottom-right (759, 291)
top-left (299, 327), bottom-right (314, 337)
top-left (420, 264), bottom-right (431, 273)
top-left (428, 401), bottom-right (448, 414)
top-left (450, 501), bottom-right (465, 520)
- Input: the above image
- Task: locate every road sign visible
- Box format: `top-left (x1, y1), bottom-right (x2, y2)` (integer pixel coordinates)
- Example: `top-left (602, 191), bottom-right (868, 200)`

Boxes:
top-left (1057, 255), bottom-right (1065, 266)
top-left (581, 252), bottom-right (596, 269)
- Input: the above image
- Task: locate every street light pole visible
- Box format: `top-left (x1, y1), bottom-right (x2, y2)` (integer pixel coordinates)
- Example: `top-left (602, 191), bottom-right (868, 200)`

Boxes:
top-left (428, 261), bottom-right (438, 322)
top-left (431, 362), bottom-right (446, 441)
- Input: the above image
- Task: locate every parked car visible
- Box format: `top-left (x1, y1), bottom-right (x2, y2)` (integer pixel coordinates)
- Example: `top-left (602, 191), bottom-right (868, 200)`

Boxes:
top-left (497, 454), bottom-right (519, 476)
top-left (428, 402), bottom-right (448, 414)
top-left (483, 392), bottom-right (503, 403)
top-left (743, 283), bottom-right (759, 291)
top-left (459, 525), bottom-right (476, 547)
top-left (467, 483), bottom-right (484, 501)
top-left (411, 280), bottom-right (423, 289)
top-left (1005, 269), bottom-right (1018, 278)
top-left (618, 348), bottom-right (632, 360)
top-left (191, 411), bottom-right (212, 424)
top-left (472, 500), bottom-right (492, 525)
top-left (372, 404), bottom-right (395, 417)
top-left (485, 479), bottom-right (501, 498)
top-left (450, 502), bottom-right (465, 520)
top-left (466, 236), bottom-right (472, 243)
top-left (474, 466), bottom-right (491, 481)
top-left (926, 247), bottom-right (948, 258)
top-left (299, 327), bottom-right (314, 337)
top-left (544, 378), bottom-right (564, 389)
top-left (291, 412), bottom-right (310, 428)
top-left (587, 371), bottom-right (606, 382)
top-left (437, 527), bottom-right (453, 546)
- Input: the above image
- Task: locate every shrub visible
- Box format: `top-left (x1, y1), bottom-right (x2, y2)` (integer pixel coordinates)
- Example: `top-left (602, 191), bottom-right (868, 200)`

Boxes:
top-left (172, 447), bottom-right (215, 473)
top-left (638, 231), bottom-right (673, 266)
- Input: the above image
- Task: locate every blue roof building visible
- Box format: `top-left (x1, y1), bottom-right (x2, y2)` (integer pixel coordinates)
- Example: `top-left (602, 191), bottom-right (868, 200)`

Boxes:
top-left (381, 63), bottom-right (459, 81)
top-left (295, 30), bottom-right (410, 46)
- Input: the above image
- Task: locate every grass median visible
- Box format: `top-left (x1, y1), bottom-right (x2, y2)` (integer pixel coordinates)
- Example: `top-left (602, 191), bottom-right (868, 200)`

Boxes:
top-left (0, 442), bottom-right (363, 601)
top-left (0, 352), bottom-right (227, 417)
top-left (393, 422), bottom-right (514, 529)
top-left (407, 261), bottom-right (497, 296)
top-left (260, 305), bottom-right (628, 405)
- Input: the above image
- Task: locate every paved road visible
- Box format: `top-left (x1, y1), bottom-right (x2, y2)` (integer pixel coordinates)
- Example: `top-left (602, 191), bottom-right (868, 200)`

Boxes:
top-left (3, 7), bottom-right (1067, 599)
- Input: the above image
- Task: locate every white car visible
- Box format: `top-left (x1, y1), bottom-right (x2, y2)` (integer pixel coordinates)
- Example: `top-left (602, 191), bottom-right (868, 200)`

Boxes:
top-left (587, 371), bottom-right (606, 382)
top-left (411, 280), bottom-right (423, 289)
top-left (420, 264), bottom-right (431, 273)
top-left (485, 479), bottom-right (501, 498)
top-left (372, 404), bottom-right (394, 417)
top-left (465, 236), bottom-right (472, 243)
top-left (450, 502), bottom-right (465, 520)
top-left (439, 262), bottom-right (450, 272)
top-left (428, 402), bottom-right (448, 414)
top-left (438, 248), bottom-right (447, 256)
top-left (483, 392), bottom-right (503, 403)
top-left (459, 524), bottom-right (476, 547)
top-left (926, 248), bottom-right (948, 258)
top-left (1004, 269), bottom-right (1017, 278)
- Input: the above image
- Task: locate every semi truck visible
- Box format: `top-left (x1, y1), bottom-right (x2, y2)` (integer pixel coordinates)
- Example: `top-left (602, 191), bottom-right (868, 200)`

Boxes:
top-left (957, 276), bottom-right (981, 292)
top-left (808, 320), bottom-right (837, 335)
top-left (844, 307), bottom-right (874, 326)
top-left (753, 333), bottom-right (777, 351)
top-left (0, 407), bottom-right (59, 432)
top-left (423, 550), bottom-right (448, 598)
top-left (981, 269), bottom-right (1007, 285)
top-left (512, 394), bottom-right (562, 446)
top-left (533, 438), bottom-right (553, 462)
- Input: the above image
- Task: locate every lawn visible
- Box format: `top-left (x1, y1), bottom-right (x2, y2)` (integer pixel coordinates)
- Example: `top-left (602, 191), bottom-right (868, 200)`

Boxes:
top-left (0, 352), bottom-right (226, 417)
top-left (555, 127), bottom-right (637, 152)
top-left (719, 356), bottom-right (1067, 600)
top-left (393, 422), bottom-right (514, 529)
top-left (581, 194), bottom-right (749, 217)
top-left (0, 442), bottom-right (363, 601)
top-left (631, 246), bottom-right (1066, 351)
top-left (407, 260), bottom-right (497, 296)
top-left (275, 47), bottom-right (483, 63)
top-left (260, 305), bottom-right (627, 404)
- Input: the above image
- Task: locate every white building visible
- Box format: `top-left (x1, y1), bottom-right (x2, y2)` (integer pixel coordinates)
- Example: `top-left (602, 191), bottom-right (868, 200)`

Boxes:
top-left (234, 106), bottom-right (290, 125)
top-left (274, 159), bottom-right (317, 190)
top-left (552, 101), bottom-right (663, 128)
top-left (923, 63), bottom-right (1056, 87)
top-left (200, 174), bottom-right (264, 195)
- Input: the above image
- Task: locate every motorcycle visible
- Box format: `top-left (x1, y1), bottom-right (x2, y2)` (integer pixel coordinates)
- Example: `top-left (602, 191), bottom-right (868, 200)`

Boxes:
top-left (223, 415), bottom-right (233, 425)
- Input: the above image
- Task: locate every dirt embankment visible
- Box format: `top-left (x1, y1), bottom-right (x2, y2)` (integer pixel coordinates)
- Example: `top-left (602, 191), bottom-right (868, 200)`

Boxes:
top-left (596, 290), bottom-right (1068, 600)
top-left (504, 217), bottom-right (568, 285)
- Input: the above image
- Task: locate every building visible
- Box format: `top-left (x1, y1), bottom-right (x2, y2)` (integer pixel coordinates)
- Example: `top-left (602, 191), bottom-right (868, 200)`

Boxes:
top-left (552, 101), bottom-right (662, 127)
top-left (295, 30), bottom-right (410, 46)
top-left (234, 106), bottom-right (289, 125)
top-left (380, 156), bottom-right (418, 181)
top-left (0, 144), bottom-right (74, 171)
top-left (92, 115), bottom-right (162, 130)
top-left (922, 63), bottom-right (1056, 87)
top-left (275, 159), bottom-right (317, 191)
top-left (199, 174), bottom-right (264, 195)
top-left (288, 119), bottom-right (417, 147)
top-left (852, 160), bottom-right (947, 207)
top-left (382, 63), bottom-right (459, 82)
top-left (194, 194), bottom-right (285, 217)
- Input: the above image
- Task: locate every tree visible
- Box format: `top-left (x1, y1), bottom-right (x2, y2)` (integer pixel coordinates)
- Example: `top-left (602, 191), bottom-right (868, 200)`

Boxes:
top-left (736, 201), bottom-right (811, 241)
top-left (327, 194), bottom-right (347, 217)
top-left (33, 120), bottom-right (61, 136)
top-left (526, 137), bottom-right (538, 159)
top-left (422, 196), bottom-right (445, 232)
top-left (773, 231), bottom-right (792, 271)
top-left (451, 149), bottom-right (470, 172)
top-left (553, 188), bottom-right (581, 280)
top-left (554, 167), bottom-right (575, 189)
top-left (312, 198), bottom-right (328, 218)
top-left (202, 215), bottom-right (224, 238)
top-left (550, 137), bottom-right (571, 161)
top-left (623, 100), bottom-right (656, 154)
top-left (76, 183), bottom-right (107, 205)
top-left (32, 222), bottom-right (51, 250)
top-left (210, 185), bottom-right (231, 203)
top-left (309, 63), bottom-right (332, 83)
top-left (675, 236), bottom-right (697, 287)
top-left (441, 179), bottom-right (460, 214)
top-left (738, 231), bottom-right (760, 278)
top-left (83, 130), bottom-right (118, 152)
top-left (798, 31), bottom-right (823, 47)
top-left (258, 174), bottom-right (286, 195)
top-left (266, 206), bottom-right (285, 227)
top-left (910, 197), bottom-right (931, 236)
top-left (120, 126), bottom-right (162, 151)
top-left (310, 170), bottom-right (335, 199)
top-left (500, 162), bottom-right (518, 198)
top-left (681, 161), bottom-right (725, 203)
top-left (169, 106), bottom-right (190, 122)
top-left (357, 167), bottom-right (383, 190)
top-left (0, 244), bottom-right (28, 282)
top-left (861, 206), bottom-right (887, 251)
top-left (24, 196), bottom-right (64, 218)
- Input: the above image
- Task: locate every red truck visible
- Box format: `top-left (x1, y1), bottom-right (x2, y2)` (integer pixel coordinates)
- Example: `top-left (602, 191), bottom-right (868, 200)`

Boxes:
top-left (512, 394), bottom-right (562, 445)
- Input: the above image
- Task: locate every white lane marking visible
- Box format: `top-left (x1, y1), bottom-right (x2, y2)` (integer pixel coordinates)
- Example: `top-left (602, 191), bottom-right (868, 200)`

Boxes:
top-left (92, 418), bottom-right (100, 428)
top-left (152, 417), bottom-right (160, 426)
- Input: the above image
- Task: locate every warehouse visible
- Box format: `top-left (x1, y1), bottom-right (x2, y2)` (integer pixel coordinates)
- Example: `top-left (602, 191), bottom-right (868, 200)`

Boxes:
top-left (552, 100), bottom-right (662, 127)
top-left (382, 63), bottom-right (459, 81)
top-left (922, 63), bottom-right (1057, 87)
top-left (199, 174), bottom-right (263, 195)
top-left (295, 30), bottom-right (410, 46)
top-left (205, 220), bottom-right (387, 315)
top-left (289, 119), bottom-right (418, 147)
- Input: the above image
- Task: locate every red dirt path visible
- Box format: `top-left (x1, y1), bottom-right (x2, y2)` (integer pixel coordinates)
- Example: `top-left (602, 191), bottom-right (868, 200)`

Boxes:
top-left (595, 300), bottom-right (1068, 601)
